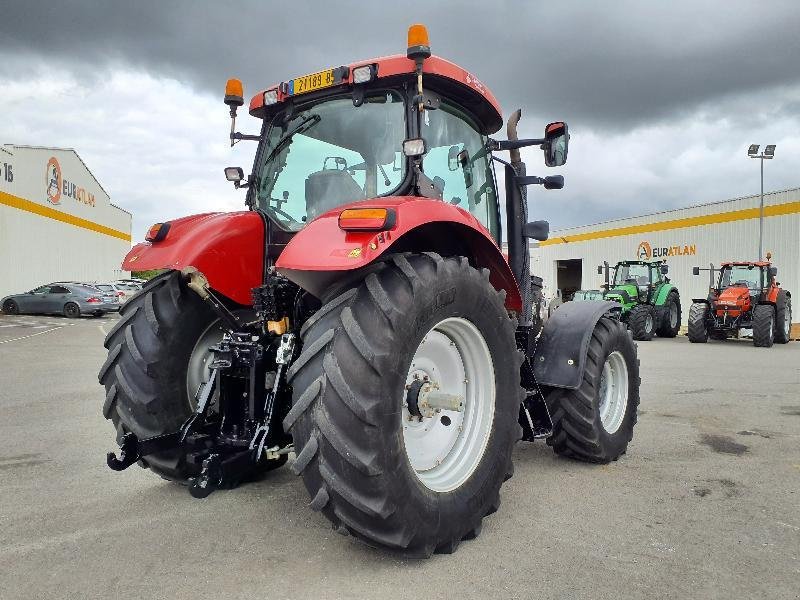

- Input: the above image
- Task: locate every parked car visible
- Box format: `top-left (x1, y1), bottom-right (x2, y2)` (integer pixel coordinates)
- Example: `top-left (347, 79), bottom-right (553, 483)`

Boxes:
top-left (1, 283), bottom-right (119, 317)
top-left (572, 289), bottom-right (605, 301)
top-left (93, 282), bottom-right (140, 303)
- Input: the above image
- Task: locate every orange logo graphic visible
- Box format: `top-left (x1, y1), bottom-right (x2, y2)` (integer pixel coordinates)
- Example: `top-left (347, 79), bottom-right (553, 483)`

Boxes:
top-left (46, 157), bottom-right (62, 205)
top-left (636, 241), bottom-right (652, 260)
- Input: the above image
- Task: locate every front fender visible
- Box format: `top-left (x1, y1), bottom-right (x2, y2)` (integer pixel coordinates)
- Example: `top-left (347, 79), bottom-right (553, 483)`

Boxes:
top-left (122, 212), bottom-right (264, 305)
top-left (275, 197), bottom-right (522, 311)
top-left (534, 301), bottom-right (622, 389)
top-left (655, 283), bottom-right (677, 304)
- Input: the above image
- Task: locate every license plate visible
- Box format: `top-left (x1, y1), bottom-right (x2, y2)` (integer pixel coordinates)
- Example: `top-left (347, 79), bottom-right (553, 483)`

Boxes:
top-left (289, 69), bottom-right (335, 96)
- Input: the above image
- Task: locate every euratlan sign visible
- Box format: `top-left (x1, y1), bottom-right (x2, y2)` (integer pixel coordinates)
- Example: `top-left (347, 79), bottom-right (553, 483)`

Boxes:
top-left (636, 241), bottom-right (696, 260)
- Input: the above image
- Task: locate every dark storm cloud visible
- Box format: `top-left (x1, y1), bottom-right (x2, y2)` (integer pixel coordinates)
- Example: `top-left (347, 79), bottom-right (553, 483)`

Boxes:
top-left (3, 1), bottom-right (800, 129)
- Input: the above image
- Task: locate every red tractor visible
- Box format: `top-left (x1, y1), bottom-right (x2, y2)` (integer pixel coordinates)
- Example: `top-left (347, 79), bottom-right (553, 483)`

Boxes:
top-left (688, 258), bottom-right (792, 346)
top-left (101, 25), bottom-right (640, 556)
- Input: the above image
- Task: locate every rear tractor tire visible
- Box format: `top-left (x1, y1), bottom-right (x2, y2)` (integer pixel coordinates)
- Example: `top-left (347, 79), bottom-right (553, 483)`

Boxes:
top-left (285, 253), bottom-right (523, 557)
top-left (98, 270), bottom-right (286, 481)
top-left (546, 316), bottom-right (640, 463)
top-left (774, 291), bottom-right (792, 344)
top-left (656, 291), bottom-right (681, 338)
top-left (753, 304), bottom-right (775, 348)
top-left (687, 302), bottom-right (709, 343)
top-left (628, 303), bottom-right (654, 341)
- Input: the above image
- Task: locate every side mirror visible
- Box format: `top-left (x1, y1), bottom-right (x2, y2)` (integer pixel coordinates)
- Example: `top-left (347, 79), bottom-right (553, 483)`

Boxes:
top-left (692, 266), bottom-right (700, 276)
top-left (660, 265), bottom-right (669, 275)
top-left (769, 266), bottom-right (778, 277)
top-left (544, 122), bottom-right (569, 167)
top-left (522, 220), bottom-right (549, 241)
top-left (543, 175), bottom-right (564, 190)
top-left (224, 166), bottom-right (245, 189)
top-left (597, 265), bottom-right (603, 275)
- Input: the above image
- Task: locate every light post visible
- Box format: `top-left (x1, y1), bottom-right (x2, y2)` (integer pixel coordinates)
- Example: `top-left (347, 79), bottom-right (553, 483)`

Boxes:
top-left (747, 143), bottom-right (776, 260)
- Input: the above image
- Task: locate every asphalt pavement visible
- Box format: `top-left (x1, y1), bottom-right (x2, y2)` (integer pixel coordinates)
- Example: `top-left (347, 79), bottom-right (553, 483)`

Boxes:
top-left (1, 313), bottom-right (798, 599)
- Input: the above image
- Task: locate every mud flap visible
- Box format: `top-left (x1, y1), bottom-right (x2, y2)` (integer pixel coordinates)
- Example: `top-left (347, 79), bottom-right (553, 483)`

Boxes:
top-left (533, 301), bottom-right (622, 389)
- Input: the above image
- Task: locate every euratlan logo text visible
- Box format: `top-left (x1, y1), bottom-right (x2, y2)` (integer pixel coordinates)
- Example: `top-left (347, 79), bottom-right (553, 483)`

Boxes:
top-left (636, 240), bottom-right (696, 260)
top-left (45, 156), bottom-right (96, 207)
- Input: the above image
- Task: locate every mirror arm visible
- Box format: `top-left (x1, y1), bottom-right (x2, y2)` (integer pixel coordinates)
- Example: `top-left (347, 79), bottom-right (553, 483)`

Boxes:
top-left (230, 132), bottom-right (261, 142)
top-left (489, 137), bottom-right (546, 151)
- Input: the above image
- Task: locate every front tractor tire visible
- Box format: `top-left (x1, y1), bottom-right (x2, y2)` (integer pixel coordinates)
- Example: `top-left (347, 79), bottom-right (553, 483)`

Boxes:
top-left (98, 271), bottom-right (223, 481)
top-left (284, 253), bottom-right (523, 557)
top-left (546, 317), bottom-right (640, 463)
top-left (656, 291), bottom-right (681, 338)
top-left (753, 304), bottom-right (775, 347)
top-left (628, 303), bottom-right (654, 341)
top-left (774, 291), bottom-right (792, 344)
top-left (687, 302), bottom-right (709, 343)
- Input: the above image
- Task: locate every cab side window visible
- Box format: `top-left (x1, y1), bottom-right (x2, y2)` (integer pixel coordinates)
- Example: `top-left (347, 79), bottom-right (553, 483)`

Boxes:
top-left (421, 102), bottom-right (499, 240)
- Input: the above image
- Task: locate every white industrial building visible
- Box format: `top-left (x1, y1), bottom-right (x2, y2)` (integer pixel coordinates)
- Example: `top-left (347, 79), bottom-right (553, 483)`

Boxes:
top-left (531, 187), bottom-right (800, 329)
top-left (0, 145), bottom-right (132, 299)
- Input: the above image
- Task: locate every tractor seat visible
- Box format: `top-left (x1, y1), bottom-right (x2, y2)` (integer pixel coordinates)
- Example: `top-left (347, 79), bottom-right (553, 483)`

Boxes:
top-left (305, 169), bottom-right (364, 221)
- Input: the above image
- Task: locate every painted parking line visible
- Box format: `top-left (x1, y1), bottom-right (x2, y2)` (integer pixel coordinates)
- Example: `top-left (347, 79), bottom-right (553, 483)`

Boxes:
top-left (0, 327), bottom-right (63, 345)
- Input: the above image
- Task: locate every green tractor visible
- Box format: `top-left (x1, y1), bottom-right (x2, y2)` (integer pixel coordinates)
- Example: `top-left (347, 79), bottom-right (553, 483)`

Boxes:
top-left (598, 260), bottom-right (681, 341)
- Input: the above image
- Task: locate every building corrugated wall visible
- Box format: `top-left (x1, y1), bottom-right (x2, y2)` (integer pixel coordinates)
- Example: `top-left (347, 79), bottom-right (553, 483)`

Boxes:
top-left (0, 145), bottom-right (132, 299)
top-left (530, 188), bottom-right (800, 326)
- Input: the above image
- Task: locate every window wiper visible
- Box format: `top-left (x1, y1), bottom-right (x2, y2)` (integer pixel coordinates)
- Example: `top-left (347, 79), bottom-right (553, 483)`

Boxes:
top-left (265, 114), bottom-right (321, 162)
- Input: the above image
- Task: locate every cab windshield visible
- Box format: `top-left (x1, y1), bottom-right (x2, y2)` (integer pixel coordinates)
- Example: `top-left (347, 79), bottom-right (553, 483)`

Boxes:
top-left (253, 91), bottom-right (406, 231)
top-left (719, 265), bottom-right (762, 290)
top-left (614, 263), bottom-right (650, 286)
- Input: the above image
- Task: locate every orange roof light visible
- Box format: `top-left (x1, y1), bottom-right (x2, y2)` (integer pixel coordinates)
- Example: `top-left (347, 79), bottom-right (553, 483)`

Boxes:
top-left (146, 222), bottom-right (170, 243)
top-left (407, 24), bottom-right (431, 61)
top-left (338, 208), bottom-right (396, 231)
top-left (224, 78), bottom-right (244, 107)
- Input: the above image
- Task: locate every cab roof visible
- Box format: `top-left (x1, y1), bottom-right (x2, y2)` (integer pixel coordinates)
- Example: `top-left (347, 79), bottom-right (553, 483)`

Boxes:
top-left (248, 54), bottom-right (503, 135)
top-left (720, 261), bottom-right (771, 267)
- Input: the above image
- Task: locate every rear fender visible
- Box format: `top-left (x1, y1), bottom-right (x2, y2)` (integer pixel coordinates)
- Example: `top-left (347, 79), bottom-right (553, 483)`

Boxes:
top-left (122, 212), bottom-right (264, 305)
top-left (533, 301), bottom-right (622, 389)
top-left (275, 197), bottom-right (522, 311)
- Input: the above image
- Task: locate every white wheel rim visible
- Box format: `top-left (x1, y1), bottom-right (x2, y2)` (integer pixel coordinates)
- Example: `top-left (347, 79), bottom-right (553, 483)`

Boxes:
top-left (784, 306), bottom-right (791, 336)
top-left (645, 313), bottom-right (653, 333)
top-left (669, 302), bottom-right (678, 327)
top-left (402, 317), bottom-right (495, 493)
top-left (598, 351), bottom-right (629, 434)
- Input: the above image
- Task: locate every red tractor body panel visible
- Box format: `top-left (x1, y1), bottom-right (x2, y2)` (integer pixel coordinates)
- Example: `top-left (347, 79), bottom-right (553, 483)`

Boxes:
top-left (714, 286), bottom-right (751, 317)
top-left (249, 54), bottom-right (503, 134)
top-left (276, 196), bottom-right (522, 310)
top-left (122, 212), bottom-right (264, 305)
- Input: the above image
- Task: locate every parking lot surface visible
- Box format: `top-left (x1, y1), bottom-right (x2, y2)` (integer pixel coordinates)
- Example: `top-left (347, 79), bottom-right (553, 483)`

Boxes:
top-left (1, 313), bottom-right (798, 599)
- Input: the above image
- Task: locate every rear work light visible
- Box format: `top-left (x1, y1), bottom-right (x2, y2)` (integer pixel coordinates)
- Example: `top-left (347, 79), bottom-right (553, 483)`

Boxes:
top-left (338, 208), bottom-right (396, 231)
top-left (352, 64), bottom-right (376, 84)
top-left (146, 222), bottom-right (170, 243)
top-left (263, 89), bottom-right (279, 105)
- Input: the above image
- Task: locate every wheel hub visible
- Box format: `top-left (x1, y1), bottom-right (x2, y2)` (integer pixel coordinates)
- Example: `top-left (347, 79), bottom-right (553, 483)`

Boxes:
top-left (402, 317), bottom-right (494, 493)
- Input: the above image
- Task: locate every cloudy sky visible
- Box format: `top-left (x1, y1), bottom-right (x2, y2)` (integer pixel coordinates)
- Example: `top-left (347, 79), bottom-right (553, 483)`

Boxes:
top-left (2, 1), bottom-right (799, 243)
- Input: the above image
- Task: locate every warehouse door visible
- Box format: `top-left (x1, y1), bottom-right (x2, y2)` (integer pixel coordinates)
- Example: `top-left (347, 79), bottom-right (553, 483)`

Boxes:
top-left (556, 259), bottom-right (582, 301)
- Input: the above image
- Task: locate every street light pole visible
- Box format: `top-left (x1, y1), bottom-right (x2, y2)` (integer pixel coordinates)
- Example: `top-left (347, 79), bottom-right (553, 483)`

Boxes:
top-left (760, 154), bottom-right (764, 261)
top-left (747, 144), bottom-right (776, 261)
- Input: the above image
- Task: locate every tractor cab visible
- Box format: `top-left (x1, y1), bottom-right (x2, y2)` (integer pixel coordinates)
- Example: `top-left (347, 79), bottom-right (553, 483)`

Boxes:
top-left (601, 260), bottom-right (669, 304)
top-left (221, 26), bottom-right (567, 284)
